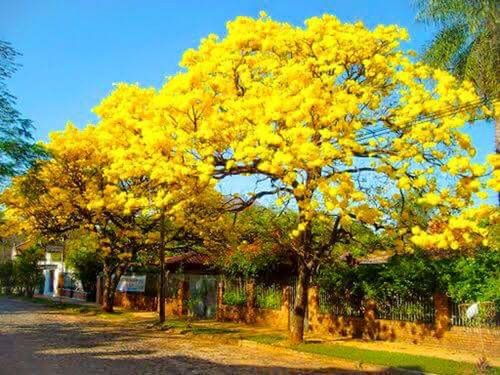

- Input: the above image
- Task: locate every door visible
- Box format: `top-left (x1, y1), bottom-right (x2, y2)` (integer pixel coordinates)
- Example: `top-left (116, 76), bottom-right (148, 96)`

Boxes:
top-left (48, 270), bottom-right (54, 294)
top-left (187, 274), bottom-right (218, 319)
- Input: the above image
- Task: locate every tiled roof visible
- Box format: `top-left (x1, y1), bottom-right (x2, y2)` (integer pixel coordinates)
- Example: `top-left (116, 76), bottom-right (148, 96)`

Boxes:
top-left (165, 251), bottom-right (211, 266)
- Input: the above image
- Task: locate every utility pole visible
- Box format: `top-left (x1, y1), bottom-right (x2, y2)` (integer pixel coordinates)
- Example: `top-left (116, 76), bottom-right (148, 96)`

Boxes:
top-left (158, 210), bottom-right (166, 323)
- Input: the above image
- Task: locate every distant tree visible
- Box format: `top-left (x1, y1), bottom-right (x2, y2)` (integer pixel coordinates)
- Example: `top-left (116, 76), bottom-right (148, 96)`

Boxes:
top-left (0, 41), bottom-right (43, 183)
top-left (64, 231), bottom-right (102, 301)
top-left (14, 245), bottom-right (44, 297)
top-left (219, 206), bottom-right (296, 279)
top-left (0, 259), bottom-right (14, 294)
top-left (414, 0), bottom-right (499, 152)
top-left (436, 249), bottom-right (500, 306)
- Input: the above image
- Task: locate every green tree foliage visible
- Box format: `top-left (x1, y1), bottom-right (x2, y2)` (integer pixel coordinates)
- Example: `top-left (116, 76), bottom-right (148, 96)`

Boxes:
top-left (13, 245), bottom-right (44, 297)
top-left (220, 206), bottom-right (296, 278)
top-left (0, 41), bottom-right (44, 183)
top-left (64, 231), bottom-right (102, 300)
top-left (436, 249), bottom-right (500, 306)
top-left (0, 259), bottom-right (14, 294)
top-left (222, 288), bottom-right (246, 306)
top-left (255, 285), bottom-right (282, 309)
top-left (316, 249), bottom-right (499, 306)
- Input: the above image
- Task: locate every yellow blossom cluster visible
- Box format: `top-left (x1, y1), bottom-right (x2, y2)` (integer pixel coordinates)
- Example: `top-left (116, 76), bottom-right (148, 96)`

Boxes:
top-left (146, 13), bottom-right (494, 250)
top-left (410, 205), bottom-right (498, 251)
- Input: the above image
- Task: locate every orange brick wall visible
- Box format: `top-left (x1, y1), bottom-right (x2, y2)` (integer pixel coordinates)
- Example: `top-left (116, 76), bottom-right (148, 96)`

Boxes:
top-left (216, 283), bottom-right (290, 329)
top-left (109, 280), bottom-right (499, 357)
top-left (306, 287), bottom-right (500, 357)
top-left (307, 312), bottom-right (500, 357)
top-left (114, 291), bottom-right (157, 311)
top-left (113, 292), bottom-right (184, 316)
top-left (217, 303), bottom-right (289, 329)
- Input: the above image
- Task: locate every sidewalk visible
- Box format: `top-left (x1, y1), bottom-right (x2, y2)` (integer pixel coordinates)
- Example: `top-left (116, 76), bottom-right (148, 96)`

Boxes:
top-left (34, 294), bottom-right (98, 307)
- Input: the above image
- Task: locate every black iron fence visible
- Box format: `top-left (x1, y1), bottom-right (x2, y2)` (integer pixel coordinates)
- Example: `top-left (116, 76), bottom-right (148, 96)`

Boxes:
top-left (220, 277), bottom-right (499, 329)
top-left (318, 288), bottom-right (435, 323)
top-left (376, 295), bottom-right (435, 324)
top-left (451, 301), bottom-right (499, 328)
top-left (318, 289), bottom-right (364, 318)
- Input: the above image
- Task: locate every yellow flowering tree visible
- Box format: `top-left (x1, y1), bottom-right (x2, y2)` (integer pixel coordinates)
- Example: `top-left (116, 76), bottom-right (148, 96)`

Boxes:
top-left (92, 83), bottom-right (228, 320)
top-left (2, 118), bottom-right (227, 314)
top-left (147, 13), bottom-right (496, 342)
top-left (1, 125), bottom-right (158, 311)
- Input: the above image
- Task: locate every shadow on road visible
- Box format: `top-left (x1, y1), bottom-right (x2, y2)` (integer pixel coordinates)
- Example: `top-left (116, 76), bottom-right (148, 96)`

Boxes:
top-left (0, 297), bottom-right (422, 374)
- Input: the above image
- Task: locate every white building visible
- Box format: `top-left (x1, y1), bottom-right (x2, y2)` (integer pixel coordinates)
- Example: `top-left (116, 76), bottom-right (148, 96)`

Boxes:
top-left (38, 250), bottom-right (65, 296)
top-left (12, 241), bottom-right (78, 297)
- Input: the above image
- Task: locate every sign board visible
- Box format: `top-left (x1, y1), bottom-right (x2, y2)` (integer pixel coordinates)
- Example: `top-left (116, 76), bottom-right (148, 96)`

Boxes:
top-left (117, 275), bottom-right (146, 293)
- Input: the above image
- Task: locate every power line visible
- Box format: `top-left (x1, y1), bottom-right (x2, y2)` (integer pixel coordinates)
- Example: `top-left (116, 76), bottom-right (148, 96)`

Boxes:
top-left (355, 97), bottom-right (496, 143)
top-left (357, 100), bottom-right (480, 141)
top-left (356, 98), bottom-right (489, 142)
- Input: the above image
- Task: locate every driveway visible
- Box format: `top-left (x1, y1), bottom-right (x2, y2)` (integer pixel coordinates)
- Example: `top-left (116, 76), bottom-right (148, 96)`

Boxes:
top-left (0, 297), bottom-right (393, 374)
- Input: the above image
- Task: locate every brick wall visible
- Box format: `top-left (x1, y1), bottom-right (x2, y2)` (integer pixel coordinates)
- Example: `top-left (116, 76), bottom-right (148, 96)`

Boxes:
top-left (114, 291), bottom-right (157, 311)
top-left (104, 278), bottom-right (500, 357)
top-left (216, 282), bottom-right (290, 329)
top-left (217, 303), bottom-right (289, 329)
top-left (216, 282), bottom-right (500, 356)
top-left (306, 286), bottom-right (500, 357)
top-left (113, 281), bottom-right (188, 314)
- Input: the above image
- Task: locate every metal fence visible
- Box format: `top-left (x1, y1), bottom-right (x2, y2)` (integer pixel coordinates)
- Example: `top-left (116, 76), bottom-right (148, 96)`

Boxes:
top-left (376, 295), bottom-right (435, 323)
top-left (451, 301), bottom-right (499, 328)
top-left (255, 283), bottom-right (282, 310)
top-left (318, 289), bottom-right (364, 318)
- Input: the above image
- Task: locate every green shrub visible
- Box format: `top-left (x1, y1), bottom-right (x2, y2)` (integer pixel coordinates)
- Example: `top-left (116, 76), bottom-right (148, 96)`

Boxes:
top-left (14, 245), bottom-right (44, 297)
top-left (65, 232), bottom-right (102, 301)
top-left (223, 289), bottom-right (246, 306)
top-left (255, 285), bottom-right (282, 309)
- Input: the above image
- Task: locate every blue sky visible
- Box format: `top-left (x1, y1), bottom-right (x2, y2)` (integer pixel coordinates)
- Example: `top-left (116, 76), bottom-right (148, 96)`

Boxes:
top-left (0, 0), bottom-right (495, 202)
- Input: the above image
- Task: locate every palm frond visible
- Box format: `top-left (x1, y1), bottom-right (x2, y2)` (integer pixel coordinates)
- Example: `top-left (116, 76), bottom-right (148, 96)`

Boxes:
top-left (421, 23), bottom-right (468, 69)
top-left (450, 36), bottom-right (475, 81)
top-left (461, 32), bottom-right (499, 101)
top-left (413, 0), bottom-right (480, 26)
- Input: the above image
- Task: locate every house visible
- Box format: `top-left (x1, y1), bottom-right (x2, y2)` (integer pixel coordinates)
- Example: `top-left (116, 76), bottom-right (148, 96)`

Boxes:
top-left (13, 240), bottom-right (85, 299)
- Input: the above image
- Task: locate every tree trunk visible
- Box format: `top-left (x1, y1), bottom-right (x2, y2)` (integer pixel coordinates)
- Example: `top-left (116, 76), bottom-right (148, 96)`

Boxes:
top-left (102, 265), bottom-right (115, 313)
top-left (25, 286), bottom-right (34, 298)
top-left (290, 261), bottom-right (310, 344)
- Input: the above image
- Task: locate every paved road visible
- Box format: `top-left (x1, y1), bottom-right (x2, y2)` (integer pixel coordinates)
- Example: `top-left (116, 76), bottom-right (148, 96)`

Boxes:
top-left (0, 297), bottom-right (387, 374)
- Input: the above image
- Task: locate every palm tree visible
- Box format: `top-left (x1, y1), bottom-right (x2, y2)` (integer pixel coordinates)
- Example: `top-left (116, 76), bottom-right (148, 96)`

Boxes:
top-left (414, 0), bottom-right (499, 153)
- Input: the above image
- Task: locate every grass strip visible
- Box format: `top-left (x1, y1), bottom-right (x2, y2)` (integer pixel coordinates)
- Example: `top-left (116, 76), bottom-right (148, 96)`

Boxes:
top-left (292, 343), bottom-right (497, 375)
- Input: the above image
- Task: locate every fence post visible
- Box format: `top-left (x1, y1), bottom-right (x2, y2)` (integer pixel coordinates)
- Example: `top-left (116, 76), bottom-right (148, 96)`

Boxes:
top-left (56, 271), bottom-right (64, 297)
top-left (364, 299), bottom-right (378, 340)
top-left (216, 280), bottom-right (225, 321)
top-left (245, 278), bottom-right (256, 324)
top-left (307, 286), bottom-right (319, 333)
top-left (96, 275), bottom-right (102, 305)
top-left (282, 286), bottom-right (291, 329)
top-left (177, 279), bottom-right (189, 316)
top-left (434, 292), bottom-right (450, 337)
